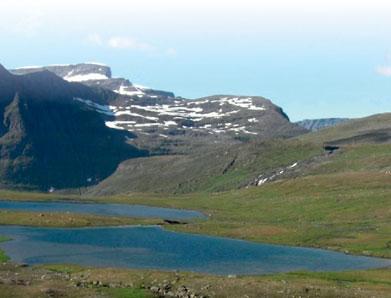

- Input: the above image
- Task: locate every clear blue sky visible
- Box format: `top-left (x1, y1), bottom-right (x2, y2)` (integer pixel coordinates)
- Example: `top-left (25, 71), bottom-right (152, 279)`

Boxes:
top-left (0, 0), bottom-right (390, 121)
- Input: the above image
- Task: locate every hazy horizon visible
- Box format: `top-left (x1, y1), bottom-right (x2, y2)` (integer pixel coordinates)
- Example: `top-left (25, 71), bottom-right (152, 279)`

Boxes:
top-left (1, 0), bottom-right (390, 121)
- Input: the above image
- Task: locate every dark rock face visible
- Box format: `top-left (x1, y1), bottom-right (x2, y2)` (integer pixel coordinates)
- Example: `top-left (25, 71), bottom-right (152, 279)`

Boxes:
top-left (296, 118), bottom-right (349, 131)
top-left (11, 63), bottom-right (112, 81)
top-left (11, 63), bottom-right (175, 99)
top-left (10, 64), bottom-right (304, 153)
top-left (3, 62), bottom-right (309, 192)
top-left (0, 66), bottom-right (147, 190)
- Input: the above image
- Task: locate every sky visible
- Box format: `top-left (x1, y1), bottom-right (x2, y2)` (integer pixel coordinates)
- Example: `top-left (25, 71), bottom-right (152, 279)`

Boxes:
top-left (0, 0), bottom-right (390, 121)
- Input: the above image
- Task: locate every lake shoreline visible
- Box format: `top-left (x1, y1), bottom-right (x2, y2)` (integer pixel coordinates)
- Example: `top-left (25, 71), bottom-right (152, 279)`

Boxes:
top-left (0, 225), bottom-right (390, 276)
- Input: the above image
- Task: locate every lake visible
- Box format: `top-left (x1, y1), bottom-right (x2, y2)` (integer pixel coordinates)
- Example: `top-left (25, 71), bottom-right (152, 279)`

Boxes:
top-left (0, 225), bottom-right (389, 275)
top-left (0, 200), bottom-right (205, 220)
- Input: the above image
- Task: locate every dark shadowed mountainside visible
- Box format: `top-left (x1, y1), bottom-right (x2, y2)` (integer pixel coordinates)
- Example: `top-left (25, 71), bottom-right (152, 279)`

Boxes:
top-left (3, 63), bottom-right (311, 192)
top-left (0, 65), bottom-right (147, 190)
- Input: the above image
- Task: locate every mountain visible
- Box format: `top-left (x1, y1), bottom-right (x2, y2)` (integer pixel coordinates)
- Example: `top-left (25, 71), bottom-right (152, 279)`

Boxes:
top-left (298, 113), bottom-right (391, 145)
top-left (89, 112), bottom-right (391, 195)
top-left (0, 65), bottom-right (147, 191)
top-left (296, 118), bottom-right (349, 131)
top-left (2, 62), bottom-right (310, 192)
top-left (87, 139), bottom-right (321, 195)
top-left (2, 62), bottom-right (390, 195)
top-left (10, 63), bottom-right (307, 154)
top-left (11, 63), bottom-right (175, 99)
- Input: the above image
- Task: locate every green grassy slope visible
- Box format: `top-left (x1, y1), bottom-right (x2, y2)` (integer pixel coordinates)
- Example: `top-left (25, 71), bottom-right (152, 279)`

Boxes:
top-left (298, 113), bottom-right (391, 144)
top-left (88, 139), bottom-right (323, 195)
top-left (88, 113), bottom-right (390, 195)
top-left (307, 143), bottom-right (391, 175)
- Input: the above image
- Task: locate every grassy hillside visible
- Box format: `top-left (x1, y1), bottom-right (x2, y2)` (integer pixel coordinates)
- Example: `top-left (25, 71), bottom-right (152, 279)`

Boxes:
top-left (0, 115), bottom-right (389, 297)
top-left (88, 139), bottom-right (323, 195)
top-left (298, 113), bottom-right (391, 144)
top-left (87, 113), bottom-right (390, 195)
top-left (306, 143), bottom-right (391, 175)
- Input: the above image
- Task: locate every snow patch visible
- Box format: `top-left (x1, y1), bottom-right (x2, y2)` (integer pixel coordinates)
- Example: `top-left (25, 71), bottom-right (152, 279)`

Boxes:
top-left (105, 121), bottom-right (125, 130)
top-left (73, 98), bottom-right (113, 116)
top-left (114, 85), bottom-right (145, 96)
top-left (114, 110), bottom-right (159, 121)
top-left (257, 178), bottom-right (268, 186)
top-left (85, 62), bottom-right (108, 66)
top-left (288, 162), bottom-right (298, 168)
top-left (215, 97), bottom-right (266, 111)
top-left (229, 126), bottom-right (258, 135)
top-left (65, 73), bottom-right (109, 82)
top-left (164, 121), bottom-right (177, 126)
top-left (14, 65), bottom-right (43, 69)
top-left (133, 84), bottom-right (150, 90)
top-left (134, 123), bottom-right (160, 127)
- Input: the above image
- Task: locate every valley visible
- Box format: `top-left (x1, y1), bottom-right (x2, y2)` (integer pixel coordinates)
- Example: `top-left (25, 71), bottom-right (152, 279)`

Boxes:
top-left (0, 63), bottom-right (389, 297)
top-left (0, 139), bottom-right (390, 296)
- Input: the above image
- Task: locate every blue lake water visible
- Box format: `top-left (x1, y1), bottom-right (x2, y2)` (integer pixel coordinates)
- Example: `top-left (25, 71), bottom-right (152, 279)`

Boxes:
top-left (0, 200), bottom-right (205, 220)
top-left (0, 225), bottom-right (389, 275)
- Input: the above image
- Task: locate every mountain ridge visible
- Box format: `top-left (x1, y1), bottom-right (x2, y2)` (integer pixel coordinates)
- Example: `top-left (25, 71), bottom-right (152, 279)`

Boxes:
top-left (0, 65), bottom-right (147, 190)
top-left (0, 62), bottom-right (332, 192)
top-left (9, 63), bottom-right (306, 155)
top-left (296, 118), bottom-right (350, 131)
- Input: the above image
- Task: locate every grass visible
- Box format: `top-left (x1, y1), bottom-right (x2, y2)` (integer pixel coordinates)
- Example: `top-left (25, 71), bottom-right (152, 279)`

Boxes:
top-left (308, 143), bottom-right (391, 174)
top-left (298, 112), bottom-right (391, 144)
top-left (0, 189), bottom-right (83, 202)
top-left (0, 141), bottom-right (389, 296)
top-left (0, 251), bottom-right (8, 263)
top-left (0, 210), bottom-right (162, 228)
top-left (98, 288), bottom-right (153, 298)
top-left (0, 236), bottom-right (9, 262)
top-left (9, 264), bottom-right (390, 298)
top-left (0, 286), bottom-right (152, 298)
top-left (86, 139), bottom-right (324, 194)
top-left (195, 139), bottom-right (323, 192)
top-left (1, 171), bottom-right (388, 258)
top-left (163, 172), bottom-right (391, 258)
top-left (283, 270), bottom-right (391, 286)
top-left (38, 264), bottom-right (85, 274)
top-left (0, 145), bottom-right (389, 258)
